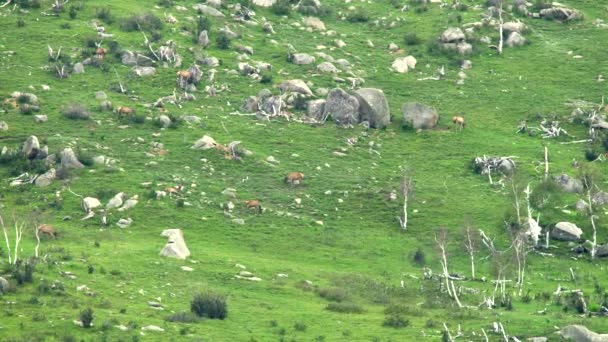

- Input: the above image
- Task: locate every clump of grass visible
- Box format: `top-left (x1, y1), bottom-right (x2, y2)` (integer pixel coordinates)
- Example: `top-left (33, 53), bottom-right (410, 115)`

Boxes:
top-left (120, 13), bottom-right (163, 32)
top-left (404, 32), bottom-right (422, 46)
top-left (191, 291), bottom-right (228, 319)
top-left (317, 287), bottom-right (348, 302)
top-left (271, 0), bottom-right (291, 16)
top-left (216, 32), bottom-right (231, 50)
top-left (326, 302), bottom-right (365, 314)
top-left (346, 8), bottom-right (370, 23)
top-left (165, 312), bottom-right (200, 323)
top-left (95, 7), bottom-right (113, 24)
top-left (17, 0), bottom-right (41, 9)
top-left (62, 104), bottom-right (91, 120)
top-left (79, 308), bottom-right (94, 328)
top-left (383, 315), bottom-right (409, 328)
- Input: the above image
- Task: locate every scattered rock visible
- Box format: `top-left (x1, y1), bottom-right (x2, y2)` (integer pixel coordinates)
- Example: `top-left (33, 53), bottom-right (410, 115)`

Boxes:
top-left (35, 168), bottom-right (56, 187)
top-left (554, 174), bottom-right (583, 193)
top-left (232, 218), bottom-right (245, 225)
top-left (241, 96), bottom-right (259, 112)
top-left (181, 266), bottom-right (194, 272)
top-left (540, 7), bottom-right (583, 22)
top-left (0, 276), bottom-right (9, 294)
top-left (391, 56), bottom-right (416, 73)
top-left (440, 27), bottom-right (465, 43)
top-left (60, 148), bottom-right (85, 169)
top-left (278, 79), bottom-right (313, 96)
top-left (34, 115), bottom-right (48, 123)
top-left (596, 244), bottom-right (608, 258)
top-left (323, 88), bottom-right (360, 126)
top-left (160, 229), bottom-right (190, 259)
top-left (192, 4), bottom-right (225, 16)
top-left (505, 31), bottom-right (526, 47)
top-left (198, 30), bottom-right (209, 47)
top-left (22, 135), bottom-right (40, 158)
top-left (317, 62), bottom-right (339, 73)
top-left (253, 0), bottom-right (275, 7)
top-left (158, 115), bottom-right (172, 128)
top-left (402, 103), bottom-right (439, 129)
top-left (592, 191), bottom-right (608, 206)
top-left (192, 135), bottom-right (218, 149)
top-left (291, 53), bottom-right (315, 65)
top-left (353, 88), bottom-right (390, 129)
top-left (116, 218), bottom-right (133, 229)
top-left (306, 99), bottom-right (326, 121)
top-left (95, 91), bottom-right (107, 100)
top-left (551, 222), bottom-right (583, 241)
top-left (0, 121), bottom-right (8, 131)
top-left (303, 16), bottom-right (326, 30)
top-left (502, 21), bottom-right (526, 34)
top-left (133, 66), bottom-right (156, 77)
top-left (73, 63), bottom-right (85, 74)
top-left (141, 325), bottom-right (165, 332)
top-left (266, 156), bottom-right (279, 164)
top-left (558, 325), bottom-right (608, 342)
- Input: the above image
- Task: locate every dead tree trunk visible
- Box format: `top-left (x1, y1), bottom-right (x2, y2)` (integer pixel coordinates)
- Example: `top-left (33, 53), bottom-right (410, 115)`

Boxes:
top-left (398, 176), bottom-right (413, 230)
top-left (435, 229), bottom-right (453, 298)
top-left (1, 215), bottom-right (12, 264)
top-left (544, 146), bottom-right (549, 180)
top-left (497, 1), bottom-right (504, 55)
top-left (463, 221), bottom-right (478, 279)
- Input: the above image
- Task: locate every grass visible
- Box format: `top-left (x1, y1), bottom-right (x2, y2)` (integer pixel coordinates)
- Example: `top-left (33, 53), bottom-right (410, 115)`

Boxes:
top-left (0, 0), bottom-right (608, 340)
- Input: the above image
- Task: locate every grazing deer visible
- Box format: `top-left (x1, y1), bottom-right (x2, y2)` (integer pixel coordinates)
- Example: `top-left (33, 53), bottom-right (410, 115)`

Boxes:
top-left (164, 185), bottom-right (183, 198)
top-left (245, 200), bottom-right (262, 214)
top-left (95, 47), bottom-right (108, 59)
top-left (284, 172), bottom-right (304, 186)
top-left (116, 106), bottom-right (135, 119)
top-left (452, 116), bottom-right (465, 130)
top-left (176, 70), bottom-right (192, 88)
top-left (37, 224), bottom-right (57, 238)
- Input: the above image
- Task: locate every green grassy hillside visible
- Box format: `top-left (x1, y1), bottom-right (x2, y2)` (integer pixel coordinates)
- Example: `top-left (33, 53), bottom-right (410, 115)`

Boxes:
top-left (1, 0), bottom-right (608, 341)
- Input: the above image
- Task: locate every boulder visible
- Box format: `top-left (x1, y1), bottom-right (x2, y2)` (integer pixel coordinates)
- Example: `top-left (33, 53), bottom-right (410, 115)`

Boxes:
top-left (0, 276), bottom-right (9, 294)
top-left (306, 99), bottom-right (326, 121)
top-left (73, 62), bottom-right (85, 74)
top-left (497, 158), bottom-right (516, 175)
top-left (0, 121), bottom-right (8, 131)
top-left (160, 229), bottom-right (191, 259)
top-left (241, 96), bottom-right (259, 112)
top-left (121, 51), bottom-right (151, 66)
top-left (540, 7), bottom-right (583, 22)
top-left (82, 197), bottom-right (101, 212)
top-left (317, 62), bottom-right (339, 73)
top-left (100, 101), bottom-right (113, 111)
top-left (461, 60), bottom-right (472, 70)
top-left (402, 103), bottom-right (439, 129)
top-left (22, 135), bottom-right (40, 157)
top-left (192, 4), bottom-right (225, 17)
top-left (11, 92), bottom-right (38, 104)
top-left (597, 244), bottom-right (608, 258)
top-left (116, 218), bottom-right (133, 229)
top-left (555, 174), bottom-right (583, 193)
top-left (592, 191), bottom-right (608, 206)
top-left (207, 0), bottom-right (222, 8)
top-left (133, 66), bottom-right (156, 77)
top-left (278, 79), bottom-right (313, 96)
top-left (551, 222), bottom-right (583, 241)
top-left (252, 0), bottom-right (276, 7)
top-left (263, 22), bottom-right (275, 34)
top-left (505, 32), bottom-right (526, 47)
top-left (60, 148), bottom-right (84, 169)
top-left (440, 27), bottom-right (465, 43)
top-left (392, 56), bottom-right (416, 73)
top-left (260, 95), bottom-right (283, 114)
top-left (576, 199), bottom-right (589, 212)
top-left (502, 21), bottom-right (526, 33)
top-left (291, 53), bottom-right (315, 65)
top-left (141, 325), bottom-right (165, 332)
top-left (192, 135), bottom-right (218, 149)
top-left (456, 42), bottom-right (473, 55)
top-left (181, 115), bottom-right (202, 124)
top-left (558, 325), bottom-right (608, 342)
top-left (198, 56), bottom-right (219, 67)
top-left (158, 115), bottom-right (172, 128)
top-left (303, 16), bottom-right (325, 30)
top-left (323, 88), bottom-right (360, 126)
top-left (198, 30), bottom-right (209, 47)
top-left (35, 168), bottom-right (56, 187)
top-left (95, 91), bottom-right (107, 100)
top-left (353, 88), bottom-right (390, 129)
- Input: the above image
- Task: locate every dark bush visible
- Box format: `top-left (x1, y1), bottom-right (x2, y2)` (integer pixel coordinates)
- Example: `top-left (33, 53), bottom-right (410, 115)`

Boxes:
top-left (383, 315), bottom-right (409, 328)
top-left (326, 302), bottom-right (365, 314)
top-left (346, 9), bottom-right (370, 23)
top-left (414, 5), bottom-right (428, 13)
top-left (260, 72), bottom-right (273, 84)
top-left (165, 312), bottom-right (201, 323)
top-left (191, 291), bottom-right (228, 319)
top-left (17, 0), bottom-right (41, 8)
top-left (69, 6), bottom-right (77, 19)
top-left (80, 308), bottom-right (94, 328)
top-left (120, 13), bottom-right (163, 32)
top-left (294, 322), bottom-right (307, 331)
top-left (271, 0), bottom-right (291, 15)
top-left (84, 36), bottom-right (98, 48)
top-left (197, 15), bottom-right (211, 34)
top-left (60, 23), bottom-right (71, 29)
top-left (62, 104), bottom-right (91, 120)
top-left (19, 104), bottom-right (40, 115)
top-left (157, 0), bottom-right (174, 7)
top-left (216, 32), bottom-right (231, 50)
top-left (95, 7), bottom-right (113, 24)
top-left (17, 19), bottom-right (26, 28)
top-left (317, 287), bottom-right (348, 302)
top-left (404, 32), bottom-right (422, 46)
top-left (413, 248), bottom-right (425, 266)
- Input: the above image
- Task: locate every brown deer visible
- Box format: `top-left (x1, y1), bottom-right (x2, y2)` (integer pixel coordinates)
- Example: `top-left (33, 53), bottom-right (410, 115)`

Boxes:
top-left (37, 224), bottom-right (57, 238)
top-left (245, 200), bottom-right (262, 214)
top-left (95, 48), bottom-right (108, 59)
top-left (284, 172), bottom-right (304, 186)
top-left (176, 70), bottom-right (192, 87)
top-left (452, 116), bottom-right (465, 130)
top-left (116, 106), bottom-right (135, 119)
top-left (164, 185), bottom-right (183, 198)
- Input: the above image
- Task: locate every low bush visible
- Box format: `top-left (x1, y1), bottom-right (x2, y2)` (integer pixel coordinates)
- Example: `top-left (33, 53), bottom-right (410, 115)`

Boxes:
top-left (62, 104), bottom-right (91, 120)
top-left (271, 0), bottom-right (291, 16)
top-left (326, 302), bottom-right (365, 314)
top-left (404, 32), bottom-right (422, 46)
top-left (216, 32), bottom-right (231, 50)
top-left (165, 312), bottom-right (201, 323)
top-left (383, 315), bottom-right (409, 328)
top-left (80, 308), bottom-right (94, 328)
top-left (346, 9), bottom-right (370, 23)
top-left (317, 287), bottom-right (348, 302)
top-left (120, 13), bottom-right (163, 32)
top-left (191, 291), bottom-right (228, 319)
top-left (95, 7), bottom-right (113, 24)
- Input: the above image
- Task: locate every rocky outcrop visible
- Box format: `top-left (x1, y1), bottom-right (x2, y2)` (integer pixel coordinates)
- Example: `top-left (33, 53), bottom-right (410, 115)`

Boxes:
top-left (551, 222), bottom-right (583, 241)
top-left (159, 229), bottom-right (191, 259)
top-left (323, 88), bottom-right (360, 126)
top-left (402, 103), bottom-right (439, 129)
top-left (353, 88), bottom-right (390, 129)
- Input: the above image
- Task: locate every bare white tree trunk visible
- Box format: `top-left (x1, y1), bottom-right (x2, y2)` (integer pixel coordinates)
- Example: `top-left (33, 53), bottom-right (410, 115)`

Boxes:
top-left (398, 176), bottom-right (413, 230)
top-left (497, 1), bottom-right (504, 55)
top-left (584, 178), bottom-right (598, 259)
top-left (35, 225), bottom-right (41, 258)
top-left (435, 231), bottom-right (453, 298)
top-left (463, 224), bottom-right (478, 279)
top-left (443, 323), bottom-right (455, 342)
top-left (544, 146), bottom-right (549, 180)
top-left (1, 215), bottom-right (12, 265)
top-left (13, 220), bottom-right (24, 264)
top-left (511, 178), bottom-right (521, 225)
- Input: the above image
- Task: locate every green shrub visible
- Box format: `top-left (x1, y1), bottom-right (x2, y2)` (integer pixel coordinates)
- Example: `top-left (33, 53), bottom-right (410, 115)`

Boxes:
top-left (165, 312), bottom-right (201, 323)
top-left (346, 9), bottom-right (370, 23)
top-left (413, 248), bottom-right (425, 266)
top-left (260, 72), bottom-right (273, 84)
top-left (80, 308), bottom-right (94, 328)
top-left (69, 6), bottom-right (77, 19)
top-left (216, 32), bottom-right (231, 50)
top-left (294, 322), bottom-right (307, 331)
top-left (191, 291), bottom-right (228, 319)
top-left (197, 15), bottom-right (211, 34)
top-left (60, 23), bottom-right (71, 29)
top-left (326, 302), bottom-right (365, 314)
top-left (157, 0), bottom-right (174, 7)
top-left (383, 315), bottom-right (409, 328)
top-left (317, 287), bottom-right (348, 302)
top-left (95, 7), bottom-right (113, 24)
top-left (271, 0), bottom-right (291, 16)
top-left (17, 19), bottom-right (26, 28)
top-left (404, 32), bottom-right (422, 46)
top-left (62, 104), bottom-right (91, 120)
top-left (17, 0), bottom-right (41, 8)
top-left (120, 13), bottom-right (162, 32)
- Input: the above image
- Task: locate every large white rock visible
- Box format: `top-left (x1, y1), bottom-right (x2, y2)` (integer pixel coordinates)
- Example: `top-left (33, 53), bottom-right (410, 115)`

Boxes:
top-left (278, 79), bottom-right (313, 96)
top-left (252, 0), bottom-right (276, 7)
top-left (559, 325), bottom-right (608, 342)
top-left (192, 4), bottom-right (225, 16)
top-left (303, 17), bottom-right (326, 31)
top-left (391, 56), bottom-right (416, 73)
top-left (82, 197), bottom-right (101, 212)
top-left (551, 222), bottom-right (583, 241)
top-left (192, 135), bottom-right (218, 149)
top-left (160, 229), bottom-right (191, 259)
top-left (35, 168), bottom-right (56, 187)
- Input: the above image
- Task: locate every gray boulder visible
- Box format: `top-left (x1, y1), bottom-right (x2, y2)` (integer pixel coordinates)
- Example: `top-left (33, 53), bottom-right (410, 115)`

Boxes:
top-left (253, 0), bottom-right (276, 6)
top-left (260, 96), bottom-right (283, 114)
top-left (0, 276), bottom-right (9, 294)
top-left (192, 4), bottom-right (225, 17)
top-left (291, 53), bottom-right (315, 65)
top-left (133, 66), bottom-right (156, 77)
top-left (35, 168), bottom-right (56, 187)
top-left (73, 63), bottom-right (85, 74)
top-left (551, 222), bottom-right (583, 241)
top-left (402, 103), bottom-right (439, 129)
top-left (440, 27), bottom-right (465, 43)
top-left (158, 115), bottom-right (172, 128)
top-left (597, 244), bottom-right (608, 258)
top-left (576, 199), bottom-right (589, 212)
top-left (121, 51), bottom-right (151, 66)
top-left (0, 121), bottom-right (7, 131)
top-left (323, 88), bottom-right (360, 126)
top-left (592, 191), bottom-right (608, 206)
top-left (317, 62), bottom-right (339, 73)
top-left (353, 88), bottom-right (390, 129)
top-left (278, 79), bottom-right (313, 96)
top-left (60, 148), bottom-right (84, 169)
top-left (241, 96), bottom-right (259, 112)
top-left (198, 56), bottom-right (219, 67)
top-left (100, 100), bottom-right (113, 111)
top-left (160, 229), bottom-right (191, 259)
top-left (505, 32), bottom-right (526, 47)
top-left (22, 135), bottom-right (40, 157)
top-left (95, 91), bottom-right (107, 100)
top-left (555, 174), bottom-right (583, 193)
top-left (558, 325), bottom-right (608, 342)
top-left (502, 21), bottom-right (526, 34)
top-left (306, 99), bottom-right (326, 121)
top-left (198, 30), bottom-right (209, 47)
top-left (540, 7), bottom-right (583, 22)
